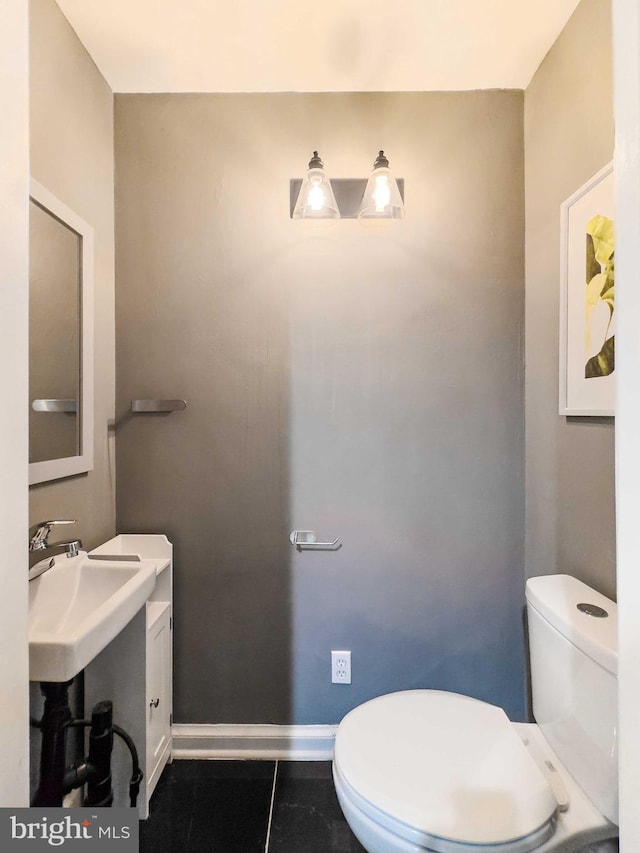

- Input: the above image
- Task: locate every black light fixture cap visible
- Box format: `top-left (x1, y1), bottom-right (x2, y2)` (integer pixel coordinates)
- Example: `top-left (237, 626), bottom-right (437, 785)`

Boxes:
top-left (308, 151), bottom-right (324, 170)
top-left (373, 150), bottom-right (390, 169)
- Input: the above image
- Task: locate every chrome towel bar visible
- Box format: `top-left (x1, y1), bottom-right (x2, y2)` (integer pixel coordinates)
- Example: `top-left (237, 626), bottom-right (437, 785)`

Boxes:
top-left (131, 399), bottom-right (187, 413)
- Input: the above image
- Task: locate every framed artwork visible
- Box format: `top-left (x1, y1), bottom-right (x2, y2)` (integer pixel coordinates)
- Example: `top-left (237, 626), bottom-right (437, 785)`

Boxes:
top-left (559, 162), bottom-right (615, 416)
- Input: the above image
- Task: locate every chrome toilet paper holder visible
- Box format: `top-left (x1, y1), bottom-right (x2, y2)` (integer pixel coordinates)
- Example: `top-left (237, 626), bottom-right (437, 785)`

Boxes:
top-left (289, 530), bottom-right (341, 551)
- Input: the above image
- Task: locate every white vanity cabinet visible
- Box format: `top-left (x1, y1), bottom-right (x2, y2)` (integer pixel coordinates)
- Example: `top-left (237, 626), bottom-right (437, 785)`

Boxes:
top-left (84, 534), bottom-right (173, 818)
top-left (145, 600), bottom-right (172, 794)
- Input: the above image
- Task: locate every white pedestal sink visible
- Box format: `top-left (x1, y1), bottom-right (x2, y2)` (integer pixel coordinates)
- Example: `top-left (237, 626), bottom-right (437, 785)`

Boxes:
top-left (28, 551), bottom-right (157, 682)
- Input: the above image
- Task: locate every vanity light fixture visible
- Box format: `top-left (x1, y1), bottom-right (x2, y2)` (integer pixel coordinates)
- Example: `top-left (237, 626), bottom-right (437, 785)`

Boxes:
top-left (289, 151), bottom-right (405, 219)
top-left (358, 151), bottom-right (406, 220)
top-left (291, 151), bottom-right (341, 220)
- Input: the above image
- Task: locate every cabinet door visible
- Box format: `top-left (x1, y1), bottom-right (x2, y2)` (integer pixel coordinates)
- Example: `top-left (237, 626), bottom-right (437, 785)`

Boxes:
top-left (146, 603), bottom-right (171, 792)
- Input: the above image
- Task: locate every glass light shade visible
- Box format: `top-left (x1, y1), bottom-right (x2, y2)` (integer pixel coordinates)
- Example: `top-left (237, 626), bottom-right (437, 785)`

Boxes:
top-left (358, 151), bottom-right (405, 220)
top-left (292, 151), bottom-right (340, 220)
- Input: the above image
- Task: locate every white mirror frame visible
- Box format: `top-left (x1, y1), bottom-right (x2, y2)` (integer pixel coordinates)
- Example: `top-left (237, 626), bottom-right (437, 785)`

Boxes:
top-left (29, 179), bottom-right (94, 485)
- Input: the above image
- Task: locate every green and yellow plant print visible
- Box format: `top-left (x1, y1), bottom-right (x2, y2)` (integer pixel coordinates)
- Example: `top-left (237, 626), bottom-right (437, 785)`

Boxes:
top-left (584, 214), bottom-right (614, 378)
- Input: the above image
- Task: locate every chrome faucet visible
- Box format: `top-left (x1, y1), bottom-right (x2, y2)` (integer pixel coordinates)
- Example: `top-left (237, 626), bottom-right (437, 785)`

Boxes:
top-left (29, 519), bottom-right (83, 570)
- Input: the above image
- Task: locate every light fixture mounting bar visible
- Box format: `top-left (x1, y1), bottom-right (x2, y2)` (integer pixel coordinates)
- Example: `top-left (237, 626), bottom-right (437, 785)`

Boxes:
top-left (289, 178), bottom-right (404, 219)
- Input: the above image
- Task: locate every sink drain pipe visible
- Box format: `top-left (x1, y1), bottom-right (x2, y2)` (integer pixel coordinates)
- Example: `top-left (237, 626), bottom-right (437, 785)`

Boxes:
top-left (32, 681), bottom-right (142, 808)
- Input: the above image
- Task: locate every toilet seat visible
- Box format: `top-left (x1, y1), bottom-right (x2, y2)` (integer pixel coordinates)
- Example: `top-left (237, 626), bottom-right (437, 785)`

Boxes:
top-left (333, 690), bottom-right (559, 853)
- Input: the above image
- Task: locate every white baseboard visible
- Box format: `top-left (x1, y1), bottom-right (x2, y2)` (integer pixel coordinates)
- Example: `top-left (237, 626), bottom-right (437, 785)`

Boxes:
top-left (171, 724), bottom-right (337, 761)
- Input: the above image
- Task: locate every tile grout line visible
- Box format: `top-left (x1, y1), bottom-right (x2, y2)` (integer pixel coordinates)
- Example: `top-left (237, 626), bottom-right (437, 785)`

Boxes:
top-left (264, 760), bottom-right (278, 853)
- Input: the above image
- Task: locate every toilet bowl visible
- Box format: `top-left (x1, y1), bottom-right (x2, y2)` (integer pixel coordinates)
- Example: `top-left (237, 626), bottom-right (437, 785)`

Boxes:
top-left (332, 575), bottom-right (619, 853)
top-left (333, 690), bottom-right (616, 853)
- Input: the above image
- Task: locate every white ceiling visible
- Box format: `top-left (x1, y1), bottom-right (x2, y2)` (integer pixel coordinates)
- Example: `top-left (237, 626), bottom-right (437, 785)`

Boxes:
top-left (55, 0), bottom-right (582, 94)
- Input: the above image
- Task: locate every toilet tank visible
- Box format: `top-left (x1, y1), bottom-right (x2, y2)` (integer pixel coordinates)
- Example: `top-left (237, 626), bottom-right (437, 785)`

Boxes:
top-left (525, 574), bottom-right (617, 826)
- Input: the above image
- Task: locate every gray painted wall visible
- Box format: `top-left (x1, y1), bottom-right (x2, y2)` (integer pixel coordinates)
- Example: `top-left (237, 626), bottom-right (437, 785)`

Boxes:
top-left (115, 91), bottom-right (526, 724)
top-left (524, 0), bottom-right (615, 599)
top-left (29, 0), bottom-right (116, 551)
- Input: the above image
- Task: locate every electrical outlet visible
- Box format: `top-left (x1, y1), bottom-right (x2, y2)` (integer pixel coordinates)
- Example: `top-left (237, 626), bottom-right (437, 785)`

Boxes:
top-left (331, 650), bottom-right (351, 684)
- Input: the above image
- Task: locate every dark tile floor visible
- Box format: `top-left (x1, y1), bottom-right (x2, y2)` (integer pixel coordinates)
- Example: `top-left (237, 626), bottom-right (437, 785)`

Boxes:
top-left (140, 760), bottom-right (366, 853)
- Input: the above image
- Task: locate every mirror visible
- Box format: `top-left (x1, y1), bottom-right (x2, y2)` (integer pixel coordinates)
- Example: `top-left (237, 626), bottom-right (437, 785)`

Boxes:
top-left (28, 180), bottom-right (93, 485)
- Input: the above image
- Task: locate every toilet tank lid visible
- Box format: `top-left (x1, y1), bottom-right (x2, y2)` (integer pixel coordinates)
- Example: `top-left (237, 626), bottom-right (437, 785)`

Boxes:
top-left (526, 574), bottom-right (617, 676)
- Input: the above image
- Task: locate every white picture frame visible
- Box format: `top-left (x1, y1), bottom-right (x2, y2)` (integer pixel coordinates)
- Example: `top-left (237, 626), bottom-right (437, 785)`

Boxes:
top-left (559, 162), bottom-right (615, 416)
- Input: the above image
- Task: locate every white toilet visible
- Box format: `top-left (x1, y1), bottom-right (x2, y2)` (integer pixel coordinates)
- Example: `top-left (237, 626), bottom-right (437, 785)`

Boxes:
top-left (333, 574), bottom-right (618, 853)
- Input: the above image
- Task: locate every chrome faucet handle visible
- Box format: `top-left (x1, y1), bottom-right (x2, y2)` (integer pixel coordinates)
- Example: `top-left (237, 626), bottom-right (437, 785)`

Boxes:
top-left (29, 519), bottom-right (76, 551)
